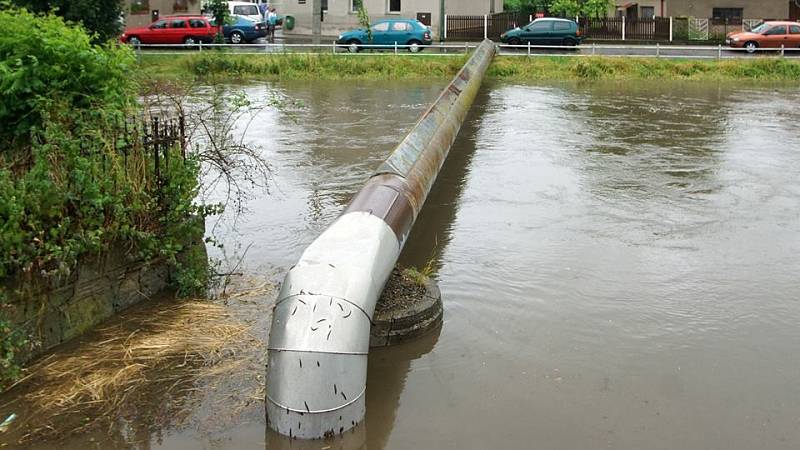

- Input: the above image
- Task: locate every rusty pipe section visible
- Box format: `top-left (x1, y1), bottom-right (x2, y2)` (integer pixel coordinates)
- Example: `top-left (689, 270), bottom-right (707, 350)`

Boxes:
top-left (266, 39), bottom-right (496, 439)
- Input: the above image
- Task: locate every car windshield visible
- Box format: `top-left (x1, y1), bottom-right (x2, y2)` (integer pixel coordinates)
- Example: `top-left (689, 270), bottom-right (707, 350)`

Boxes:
top-left (750, 23), bottom-right (770, 34)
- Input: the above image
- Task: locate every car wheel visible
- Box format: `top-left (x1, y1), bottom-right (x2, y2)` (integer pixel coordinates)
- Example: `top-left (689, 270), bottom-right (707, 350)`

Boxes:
top-left (184, 37), bottom-right (197, 46)
top-left (347, 39), bottom-right (360, 53)
top-left (744, 41), bottom-right (758, 53)
top-left (407, 40), bottom-right (422, 53)
top-left (508, 37), bottom-right (522, 46)
top-left (230, 31), bottom-right (243, 45)
top-left (562, 38), bottom-right (577, 47)
top-left (128, 36), bottom-right (141, 46)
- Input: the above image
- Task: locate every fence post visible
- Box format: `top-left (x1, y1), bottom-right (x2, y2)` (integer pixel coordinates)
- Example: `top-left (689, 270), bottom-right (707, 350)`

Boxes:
top-left (669, 17), bottom-right (673, 42)
top-left (199, 40), bottom-right (203, 52)
top-left (444, 14), bottom-right (447, 40)
top-left (527, 40), bottom-right (530, 56)
top-left (592, 41), bottom-right (596, 56)
top-left (484, 15), bottom-right (488, 40)
top-left (656, 42), bottom-right (660, 57)
top-left (465, 41), bottom-right (468, 54)
top-left (781, 44), bottom-right (785, 58)
top-left (622, 15), bottom-right (626, 41)
top-left (394, 41), bottom-right (398, 54)
top-left (332, 40), bottom-right (336, 54)
top-left (717, 44), bottom-right (721, 60)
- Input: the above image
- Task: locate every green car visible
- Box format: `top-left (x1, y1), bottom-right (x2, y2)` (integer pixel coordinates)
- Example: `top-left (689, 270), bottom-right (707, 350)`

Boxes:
top-left (500, 18), bottom-right (583, 46)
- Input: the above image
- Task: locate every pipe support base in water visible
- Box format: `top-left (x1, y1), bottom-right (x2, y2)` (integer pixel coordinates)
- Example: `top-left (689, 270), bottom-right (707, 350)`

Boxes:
top-left (370, 269), bottom-right (443, 347)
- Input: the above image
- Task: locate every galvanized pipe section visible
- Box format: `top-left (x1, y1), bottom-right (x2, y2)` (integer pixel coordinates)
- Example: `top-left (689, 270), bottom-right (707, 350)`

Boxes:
top-left (266, 39), bottom-right (497, 440)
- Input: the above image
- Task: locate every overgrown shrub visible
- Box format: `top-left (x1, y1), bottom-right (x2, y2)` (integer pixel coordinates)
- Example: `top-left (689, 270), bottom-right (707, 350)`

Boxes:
top-left (0, 8), bottom-right (208, 389)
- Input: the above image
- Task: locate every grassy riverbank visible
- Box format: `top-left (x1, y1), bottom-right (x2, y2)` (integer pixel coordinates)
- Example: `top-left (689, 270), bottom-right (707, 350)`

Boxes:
top-left (140, 52), bottom-right (800, 82)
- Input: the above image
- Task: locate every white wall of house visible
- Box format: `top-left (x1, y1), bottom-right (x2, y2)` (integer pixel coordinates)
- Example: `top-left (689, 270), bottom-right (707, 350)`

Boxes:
top-left (278, 0), bottom-right (502, 39)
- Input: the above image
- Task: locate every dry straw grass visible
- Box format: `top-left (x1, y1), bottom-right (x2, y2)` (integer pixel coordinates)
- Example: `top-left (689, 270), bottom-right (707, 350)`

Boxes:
top-left (2, 299), bottom-right (263, 442)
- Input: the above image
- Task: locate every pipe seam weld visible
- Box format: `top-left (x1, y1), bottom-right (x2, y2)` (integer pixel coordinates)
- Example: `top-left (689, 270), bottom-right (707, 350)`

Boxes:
top-left (267, 387), bottom-right (366, 414)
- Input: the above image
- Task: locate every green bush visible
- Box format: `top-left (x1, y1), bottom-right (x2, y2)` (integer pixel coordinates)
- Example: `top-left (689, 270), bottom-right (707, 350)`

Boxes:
top-left (0, 8), bottom-right (208, 389)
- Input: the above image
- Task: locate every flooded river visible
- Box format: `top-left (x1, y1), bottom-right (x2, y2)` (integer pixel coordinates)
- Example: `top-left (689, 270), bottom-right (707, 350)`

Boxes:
top-left (207, 79), bottom-right (800, 450)
top-left (8, 79), bottom-right (800, 449)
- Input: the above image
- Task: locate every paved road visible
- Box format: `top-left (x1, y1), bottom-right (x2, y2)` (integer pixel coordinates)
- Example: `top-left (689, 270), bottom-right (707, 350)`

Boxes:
top-left (138, 34), bottom-right (800, 59)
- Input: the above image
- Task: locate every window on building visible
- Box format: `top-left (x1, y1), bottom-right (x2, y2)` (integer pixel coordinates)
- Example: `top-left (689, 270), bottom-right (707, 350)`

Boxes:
top-left (351, 0), bottom-right (363, 13)
top-left (173, 0), bottom-right (188, 12)
top-left (322, 0), bottom-right (328, 11)
top-left (298, 0), bottom-right (306, 5)
top-left (641, 6), bottom-right (655, 19)
top-left (712, 8), bottom-right (743, 24)
top-left (131, 0), bottom-right (149, 15)
top-left (388, 0), bottom-right (401, 13)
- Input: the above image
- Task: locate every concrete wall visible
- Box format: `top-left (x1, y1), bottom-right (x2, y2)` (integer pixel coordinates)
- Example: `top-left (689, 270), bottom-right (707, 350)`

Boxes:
top-left (124, 0), bottom-right (203, 28)
top-left (667, 0), bottom-right (789, 18)
top-left (610, 1), bottom-right (789, 18)
top-left (278, 0), bottom-right (502, 39)
top-left (5, 223), bottom-right (206, 363)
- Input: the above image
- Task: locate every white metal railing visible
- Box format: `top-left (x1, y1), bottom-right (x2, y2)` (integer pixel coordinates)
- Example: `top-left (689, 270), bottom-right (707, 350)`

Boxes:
top-left (131, 41), bottom-right (800, 60)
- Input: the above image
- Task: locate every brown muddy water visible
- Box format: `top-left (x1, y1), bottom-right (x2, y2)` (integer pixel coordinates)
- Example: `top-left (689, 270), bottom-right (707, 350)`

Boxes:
top-left (5, 80), bottom-right (800, 449)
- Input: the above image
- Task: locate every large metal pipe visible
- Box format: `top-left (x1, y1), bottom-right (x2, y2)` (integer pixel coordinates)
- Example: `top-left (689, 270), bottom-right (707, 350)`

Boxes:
top-left (266, 39), bottom-right (497, 439)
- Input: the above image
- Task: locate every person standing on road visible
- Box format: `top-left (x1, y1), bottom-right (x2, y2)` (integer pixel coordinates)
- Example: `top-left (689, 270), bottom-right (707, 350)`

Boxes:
top-left (267, 7), bottom-right (278, 43)
top-left (258, 1), bottom-right (268, 22)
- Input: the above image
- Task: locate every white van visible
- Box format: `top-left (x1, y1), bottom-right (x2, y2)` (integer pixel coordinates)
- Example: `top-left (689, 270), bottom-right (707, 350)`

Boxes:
top-left (227, 1), bottom-right (263, 23)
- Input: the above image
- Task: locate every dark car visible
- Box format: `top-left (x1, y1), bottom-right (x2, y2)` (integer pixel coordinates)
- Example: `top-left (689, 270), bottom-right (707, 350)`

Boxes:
top-left (120, 16), bottom-right (215, 45)
top-left (336, 19), bottom-right (433, 53)
top-left (500, 18), bottom-right (583, 46)
top-left (726, 21), bottom-right (800, 53)
top-left (221, 15), bottom-right (267, 44)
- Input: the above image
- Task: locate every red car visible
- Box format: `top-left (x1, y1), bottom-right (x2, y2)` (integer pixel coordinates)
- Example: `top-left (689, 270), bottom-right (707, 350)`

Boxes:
top-left (726, 21), bottom-right (800, 53)
top-left (120, 16), bottom-right (216, 46)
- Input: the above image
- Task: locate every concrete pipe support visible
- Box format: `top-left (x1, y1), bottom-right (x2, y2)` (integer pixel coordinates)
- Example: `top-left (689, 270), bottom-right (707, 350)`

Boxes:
top-left (266, 39), bottom-right (497, 439)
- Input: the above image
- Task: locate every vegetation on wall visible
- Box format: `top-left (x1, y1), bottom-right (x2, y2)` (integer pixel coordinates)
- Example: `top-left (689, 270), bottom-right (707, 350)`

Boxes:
top-left (0, 8), bottom-right (210, 389)
top-left (505, 0), bottom-right (612, 18)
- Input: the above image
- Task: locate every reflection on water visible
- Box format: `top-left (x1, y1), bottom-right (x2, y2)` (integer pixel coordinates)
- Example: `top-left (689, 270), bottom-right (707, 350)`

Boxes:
top-left (6, 80), bottom-right (800, 449)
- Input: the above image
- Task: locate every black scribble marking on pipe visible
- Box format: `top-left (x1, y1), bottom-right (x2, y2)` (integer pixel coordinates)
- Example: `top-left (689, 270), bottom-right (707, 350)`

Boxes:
top-left (313, 303), bottom-right (317, 312)
top-left (317, 361), bottom-right (320, 367)
top-left (316, 318), bottom-right (326, 323)
top-left (341, 392), bottom-right (347, 401)
top-left (297, 299), bottom-right (307, 305)
top-left (299, 358), bottom-right (302, 368)
top-left (343, 311), bottom-right (352, 318)
top-left (311, 326), bottom-right (319, 331)
top-left (338, 303), bottom-right (344, 311)
top-left (327, 330), bottom-right (332, 340)
top-left (334, 384), bottom-right (338, 394)
top-left (291, 306), bottom-right (297, 316)
top-left (304, 401), bottom-right (310, 413)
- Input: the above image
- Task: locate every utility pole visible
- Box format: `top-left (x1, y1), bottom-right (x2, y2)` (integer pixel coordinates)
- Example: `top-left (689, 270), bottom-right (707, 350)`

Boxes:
top-left (439, 0), bottom-right (446, 42)
top-left (312, 0), bottom-right (322, 44)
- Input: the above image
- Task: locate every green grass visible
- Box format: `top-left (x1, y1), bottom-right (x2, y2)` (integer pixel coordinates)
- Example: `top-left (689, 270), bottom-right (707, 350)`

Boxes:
top-left (138, 52), bottom-right (800, 82)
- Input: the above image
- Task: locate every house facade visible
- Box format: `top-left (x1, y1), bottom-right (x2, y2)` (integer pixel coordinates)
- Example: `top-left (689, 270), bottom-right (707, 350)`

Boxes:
top-left (124, 0), bottom-right (203, 28)
top-left (278, 0), bottom-right (503, 39)
top-left (613, 1), bottom-right (792, 19)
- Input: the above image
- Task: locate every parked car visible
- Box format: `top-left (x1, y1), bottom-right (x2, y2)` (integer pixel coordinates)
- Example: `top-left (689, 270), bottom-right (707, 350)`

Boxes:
top-left (120, 16), bottom-right (215, 45)
top-left (221, 15), bottom-right (267, 44)
top-left (227, 1), bottom-right (264, 23)
top-left (500, 18), bottom-right (583, 46)
top-left (726, 21), bottom-right (800, 53)
top-left (336, 19), bottom-right (433, 53)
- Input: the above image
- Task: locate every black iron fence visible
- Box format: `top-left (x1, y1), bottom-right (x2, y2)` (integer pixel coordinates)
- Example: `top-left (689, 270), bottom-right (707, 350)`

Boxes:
top-left (112, 115), bottom-right (187, 189)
